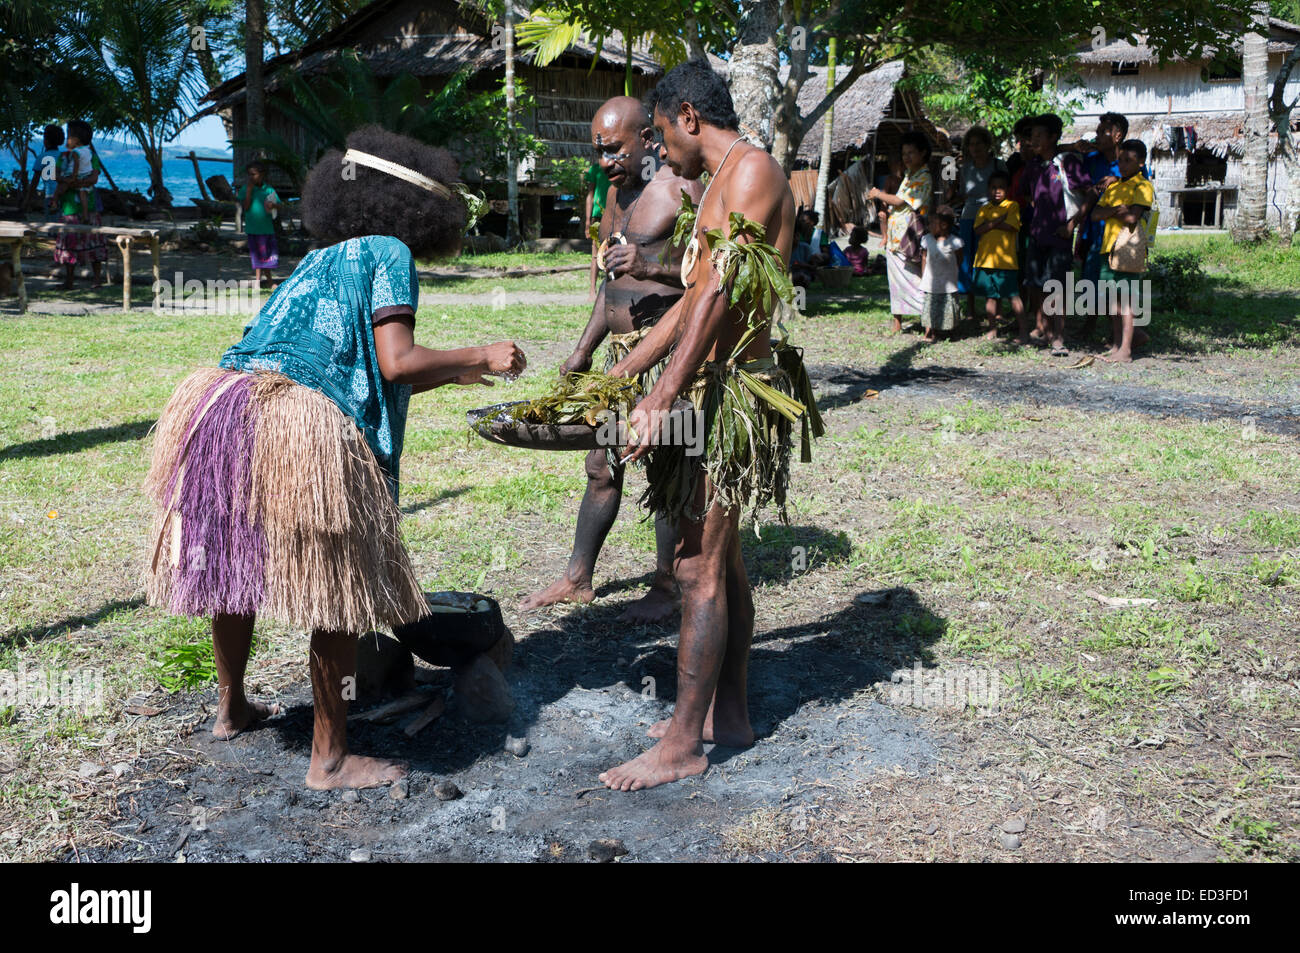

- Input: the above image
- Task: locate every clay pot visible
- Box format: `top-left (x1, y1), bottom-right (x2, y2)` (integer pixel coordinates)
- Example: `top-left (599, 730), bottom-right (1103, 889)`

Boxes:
top-left (392, 592), bottom-right (509, 669)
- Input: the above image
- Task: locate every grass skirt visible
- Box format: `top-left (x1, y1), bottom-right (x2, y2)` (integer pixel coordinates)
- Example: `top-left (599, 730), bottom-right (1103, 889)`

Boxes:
top-left (642, 338), bottom-right (823, 525)
top-left (602, 325), bottom-right (666, 395)
top-left (143, 368), bottom-right (426, 632)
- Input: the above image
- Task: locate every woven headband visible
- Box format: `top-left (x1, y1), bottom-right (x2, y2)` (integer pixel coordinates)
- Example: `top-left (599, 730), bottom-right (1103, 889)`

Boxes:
top-left (343, 149), bottom-right (453, 199)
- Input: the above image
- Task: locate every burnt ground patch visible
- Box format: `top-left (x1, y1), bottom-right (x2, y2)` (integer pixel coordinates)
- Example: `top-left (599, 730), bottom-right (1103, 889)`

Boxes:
top-left (84, 595), bottom-right (940, 863)
top-left (810, 362), bottom-right (1300, 437)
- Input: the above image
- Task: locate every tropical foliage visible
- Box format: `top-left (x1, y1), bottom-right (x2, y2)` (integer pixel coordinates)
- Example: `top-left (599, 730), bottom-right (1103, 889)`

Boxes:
top-left (910, 49), bottom-right (1091, 142)
top-left (62, 0), bottom-right (208, 203)
top-left (235, 53), bottom-right (547, 189)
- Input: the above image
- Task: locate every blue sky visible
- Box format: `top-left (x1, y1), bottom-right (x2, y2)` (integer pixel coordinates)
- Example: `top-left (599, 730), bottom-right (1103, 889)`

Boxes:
top-left (172, 115), bottom-right (232, 153)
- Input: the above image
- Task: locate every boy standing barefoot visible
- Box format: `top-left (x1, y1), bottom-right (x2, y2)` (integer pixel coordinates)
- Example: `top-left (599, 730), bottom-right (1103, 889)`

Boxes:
top-left (1093, 140), bottom-right (1154, 363)
top-left (972, 172), bottom-right (1028, 342)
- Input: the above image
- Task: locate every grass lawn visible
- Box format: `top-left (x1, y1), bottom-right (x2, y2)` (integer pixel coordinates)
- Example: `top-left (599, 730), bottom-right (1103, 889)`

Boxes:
top-left (0, 235), bottom-right (1297, 861)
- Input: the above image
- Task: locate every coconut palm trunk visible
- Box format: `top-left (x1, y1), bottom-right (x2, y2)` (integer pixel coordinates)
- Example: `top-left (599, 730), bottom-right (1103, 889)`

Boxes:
top-left (1233, 1), bottom-right (1270, 242)
top-left (505, 2), bottom-right (520, 246)
top-left (244, 0), bottom-right (267, 171)
top-left (729, 0), bottom-right (781, 148)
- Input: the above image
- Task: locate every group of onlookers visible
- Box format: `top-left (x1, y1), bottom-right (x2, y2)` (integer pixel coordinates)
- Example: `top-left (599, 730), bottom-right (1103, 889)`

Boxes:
top-left (27, 121), bottom-right (284, 292)
top-left (865, 112), bottom-right (1157, 362)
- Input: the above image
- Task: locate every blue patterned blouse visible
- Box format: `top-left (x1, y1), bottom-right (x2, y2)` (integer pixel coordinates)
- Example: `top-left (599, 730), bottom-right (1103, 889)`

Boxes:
top-left (220, 235), bottom-right (419, 500)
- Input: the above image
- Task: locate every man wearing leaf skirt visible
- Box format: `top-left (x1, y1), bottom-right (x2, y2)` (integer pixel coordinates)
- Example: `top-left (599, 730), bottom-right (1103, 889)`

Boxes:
top-left (602, 61), bottom-right (824, 791)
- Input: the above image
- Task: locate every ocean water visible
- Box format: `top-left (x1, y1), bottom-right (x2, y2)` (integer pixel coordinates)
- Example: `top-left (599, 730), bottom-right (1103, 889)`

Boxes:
top-left (3, 137), bottom-right (233, 204)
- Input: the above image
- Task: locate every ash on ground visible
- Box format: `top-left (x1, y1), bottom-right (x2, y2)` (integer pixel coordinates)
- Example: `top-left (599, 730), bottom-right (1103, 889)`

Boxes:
top-left (88, 612), bottom-right (937, 862)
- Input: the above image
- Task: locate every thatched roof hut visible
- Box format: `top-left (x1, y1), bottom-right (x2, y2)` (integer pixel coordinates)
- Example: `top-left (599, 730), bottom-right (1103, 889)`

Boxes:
top-left (776, 60), bottom-right (949, 228)
top-left (199, 0), bottom-right (662, 193)
top-left (786, 61), bottom-right (949, 165)
top-left (1074, 17), bottom-right (1300, 66)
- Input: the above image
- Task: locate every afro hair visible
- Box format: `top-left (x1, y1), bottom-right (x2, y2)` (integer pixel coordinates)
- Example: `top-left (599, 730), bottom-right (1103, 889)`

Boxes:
top-left (301, 125), bottom-right (466, 260)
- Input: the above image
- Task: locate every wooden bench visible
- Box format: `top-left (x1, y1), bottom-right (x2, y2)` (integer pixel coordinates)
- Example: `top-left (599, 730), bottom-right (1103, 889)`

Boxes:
top-left (0, 223), bottom-right (33, 312)
top-left (0, 221), bottom-right (173, 312)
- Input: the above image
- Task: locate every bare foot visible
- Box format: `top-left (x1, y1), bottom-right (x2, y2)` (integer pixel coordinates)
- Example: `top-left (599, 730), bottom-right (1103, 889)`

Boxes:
top-left (519, 575), bottom-right (594, 612)
top-left (599, 740), bottom-right (708, 791)
top-left (213, 697), bottom-right (281, 740)
top-left (983, 328), bottom-right (999, 340)
top-left (1099, 350), bottom-right (1133, 363)
top-left (306, 753), bottom-right (407, 790)
top-left (617, 586), bottom-right (677, 624)
top-left (646, 715), bottom-right (754, 747)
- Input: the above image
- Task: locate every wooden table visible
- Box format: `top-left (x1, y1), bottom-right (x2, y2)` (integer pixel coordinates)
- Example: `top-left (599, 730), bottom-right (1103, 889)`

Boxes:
top-left (0, 221), bottom-right (173, 312)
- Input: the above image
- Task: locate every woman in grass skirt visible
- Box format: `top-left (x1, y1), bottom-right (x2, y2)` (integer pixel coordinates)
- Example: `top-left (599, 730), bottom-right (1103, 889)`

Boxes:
top-left (144, 126), bottom-right (526, 790)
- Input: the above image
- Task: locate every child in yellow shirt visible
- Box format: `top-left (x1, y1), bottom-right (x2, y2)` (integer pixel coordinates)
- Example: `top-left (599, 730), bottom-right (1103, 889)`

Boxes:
top-left (1092, 140), bottom-right (1155, 363)
top-left (972, 173), bottom-right (1027, 342)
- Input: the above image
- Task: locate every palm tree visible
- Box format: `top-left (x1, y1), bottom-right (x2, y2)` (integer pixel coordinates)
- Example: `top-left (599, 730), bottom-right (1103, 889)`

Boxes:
top-left (245, 0), bottom-right (267, 157)
top-left (1233, 1), bottom-right (1271, 242)
top-left (505, 1), bottom-right (520, 245)
top-left (67, 0), bottom-right (207, 205)
top-left (813, 38), bottom-right (835, 227)
top-left (515, 2), bottom-right (695, 96)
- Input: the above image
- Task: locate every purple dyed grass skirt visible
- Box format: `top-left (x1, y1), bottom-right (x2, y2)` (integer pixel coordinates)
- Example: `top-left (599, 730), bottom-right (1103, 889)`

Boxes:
top-left (248, 233), bottom-right (278, 270)
top-left (143, 368), bottom-right (426, 633)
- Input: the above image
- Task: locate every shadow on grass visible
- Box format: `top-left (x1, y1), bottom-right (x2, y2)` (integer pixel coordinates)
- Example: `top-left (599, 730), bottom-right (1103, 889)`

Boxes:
top-left (3, 597), bottom-right (145, 648)
top-left (591, 524), bottom-right (853, 599)
top-left (400, 486), bottom-right (470, 515)
top-left (809, 338), bottom-right (978, 414)
top-left (0, 419), bottom-right (155, 461)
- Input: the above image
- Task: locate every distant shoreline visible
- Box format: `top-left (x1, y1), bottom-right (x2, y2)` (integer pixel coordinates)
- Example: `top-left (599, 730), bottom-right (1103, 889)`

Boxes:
top-left (4, 136), bottom-right (234, 202)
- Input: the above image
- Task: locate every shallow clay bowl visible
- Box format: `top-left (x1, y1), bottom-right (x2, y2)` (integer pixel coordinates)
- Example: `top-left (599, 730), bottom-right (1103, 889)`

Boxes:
top-left (467, 399), bottom-right (696, 453)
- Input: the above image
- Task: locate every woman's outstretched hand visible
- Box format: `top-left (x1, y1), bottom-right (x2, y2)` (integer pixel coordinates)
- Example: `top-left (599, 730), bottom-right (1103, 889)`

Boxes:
top-left (456, 340), bottom-right (527, 385)
top-left (485, 341), bottom-right (527, 377)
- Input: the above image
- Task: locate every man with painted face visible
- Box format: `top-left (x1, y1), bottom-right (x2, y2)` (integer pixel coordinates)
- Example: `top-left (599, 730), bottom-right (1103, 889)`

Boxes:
top-left (520, 96), bottom-right (702, 623)
top-left (599, 59), bottom-right (808, 791)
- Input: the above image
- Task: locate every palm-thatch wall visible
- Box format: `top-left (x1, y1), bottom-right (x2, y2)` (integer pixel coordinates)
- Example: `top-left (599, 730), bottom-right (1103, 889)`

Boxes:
top-left (1056, 17), bottom-right (1300, 228)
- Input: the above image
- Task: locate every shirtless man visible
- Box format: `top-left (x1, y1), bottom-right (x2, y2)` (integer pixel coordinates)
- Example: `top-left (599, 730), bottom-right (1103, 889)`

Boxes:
top-left (598, 60), bottom-right (801, 791)
top-left (520, 97), bottom-right (703, 623)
